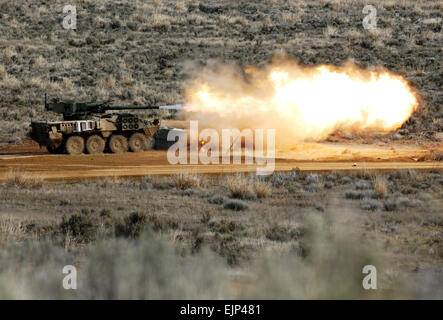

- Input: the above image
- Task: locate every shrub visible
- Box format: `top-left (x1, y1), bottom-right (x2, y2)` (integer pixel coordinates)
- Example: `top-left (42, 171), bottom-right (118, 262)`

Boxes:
top-left (150, 176), bottom-right (172, 190)
top-left (396, 197), bottom-right (413, 209)
top-left (211, 234), bottom-right (245, 266)
top-left (373, 176), bottom-right (388, 198)
top-left (345, 190), bottom-right (377, 200)
top-left (305, 174), bottom-right (320, 184)
top-left (355, 180), bottom-right (372, 190)
top-left (200, 212), bottom-right (211, 224)
top-left (147, 214), bottom-right (179, 232)
top-left (223, 199), bottom-right (249, 211)
top-left (409, 199), bottom-right (425, 208)
top-left (100, 209), bottom-right (112, 218)
top-left (383, 199), bottom-right (397, 211)
top-left (423, 215), bottom-right (443, 227)
top-left (209, 220), bottom-right (243, 234)
top-left (265, 225), bottom-right (303, 242)
top-left (226, 174), bottom-right (253, 199)
top-left (151, 178), bottom-right (170, 190)
top-left (267, 170), bottom-right (298, 187)
top-left (99, 176), bottom-right (122, 188)
top-left (324, 181), bottom-right (333, 189)
top-left (208, 195), bottom-right (225, 204)
top-left (0, 217), bottom-right (27, 245)
top-left (183, 188), bottom-right (196, 196)
top-left (59, 200), bottom-right (70, 206)
top-left (360, 199), bottom-right (384, 211)
top-left (200, 191), bottom-right (212, 198)
top-left (253, 180), bottom-right (271, 198)
top-left (384, 197), bottom-right (425, 211)
top-left (305, 183), bottom-right (322, 192)
top-left (171, 173), bottom-right (200, 190)
top-left (60, 215), bottom-right (96, 243)
top-left (341, 176), bottom-right (352, 184)
top-left (139, 176), bottom-right (153, 190)
top-left (115, 212), bottom-right (147, 238)
top-left (418, 193), bottom-right (433, 201)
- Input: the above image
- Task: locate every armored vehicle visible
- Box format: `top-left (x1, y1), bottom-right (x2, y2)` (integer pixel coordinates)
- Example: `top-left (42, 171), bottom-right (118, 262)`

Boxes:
top-left (29, 95), bottom-right (178, 154)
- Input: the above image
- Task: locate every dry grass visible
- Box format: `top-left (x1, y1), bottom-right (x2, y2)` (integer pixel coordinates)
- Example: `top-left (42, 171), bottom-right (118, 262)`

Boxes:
top-left (121, 74), bottom-right (133, 85)
top-left (3, 46), bottom-right (17, 60)
top-left (228, 16), bottom-right (248, 26)
top-left (99, 176), bottom-right (123, 187)
top-left (422, 150), bottom-right (443, 161)
top-left (368, 28), bottom-right (393, 40)
top-left (34, 55), bottom-right (46, 69)
top-left (62, 78), bottom-right (73, 90)
top-left (0, 73), bottom-right (21, 90)
top-left (226, 174), bottom-right (253, 199)
top-left (281, 12), bottom-right (299, 24)
top-left (373, 175), bottom-right (388, 199)
top-left (4, 170), bottom-right (44, 189)
top-left (170, 172), bottom-right (201, 189)
top-left (324, 25), bottom-right (338, 37)
top-left (0, 217), bottom-right (27, 246)
top-left (175, 1), bottom-right (186, 12)
top-left (253, 180), bottom-right (272, 198)
top-left (151, 13), bottom-right (173, 27)
top-left (226, 175), bottom-right (272, 199)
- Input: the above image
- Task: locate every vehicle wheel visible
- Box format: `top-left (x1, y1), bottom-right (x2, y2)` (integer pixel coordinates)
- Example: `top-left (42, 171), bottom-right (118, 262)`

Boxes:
top-left (65, 136), bottom-right (84, 155)
top-left (108, 134), bottom-right (128, 153)
top-left (86, 135), bottom-right (105, 154)
top-left (129, 133), bottom-right (148, 152)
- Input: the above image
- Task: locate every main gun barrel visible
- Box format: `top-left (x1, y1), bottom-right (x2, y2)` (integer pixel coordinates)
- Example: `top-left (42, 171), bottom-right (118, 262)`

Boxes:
top-left (43, 94), bottom-right (183, 120)
top-left (105, 104), bottom-right (184, 111)
top-left (103, 105), bottom-right (161, 111)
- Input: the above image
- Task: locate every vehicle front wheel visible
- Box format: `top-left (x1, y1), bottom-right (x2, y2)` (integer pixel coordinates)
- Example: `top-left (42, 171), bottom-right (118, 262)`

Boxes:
top-left (129, 132), bottom-right (148, 152)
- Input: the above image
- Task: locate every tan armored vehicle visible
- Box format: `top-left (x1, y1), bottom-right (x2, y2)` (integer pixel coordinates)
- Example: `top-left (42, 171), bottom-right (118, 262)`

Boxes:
top-left (29, 95), bottom-right (176, 154)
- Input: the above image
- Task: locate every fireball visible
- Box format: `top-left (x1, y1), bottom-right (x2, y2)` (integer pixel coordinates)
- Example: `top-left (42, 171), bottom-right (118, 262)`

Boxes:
top-left (183, 58), bottom-right (418, 144)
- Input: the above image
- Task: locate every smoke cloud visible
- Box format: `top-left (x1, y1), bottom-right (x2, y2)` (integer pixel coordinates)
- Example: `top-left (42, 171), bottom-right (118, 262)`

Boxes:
top-left (182, 56), bottom-right (418, 147)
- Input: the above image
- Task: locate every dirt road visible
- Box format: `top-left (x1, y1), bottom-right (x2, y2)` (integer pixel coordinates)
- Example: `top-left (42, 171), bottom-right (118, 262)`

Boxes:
top-left (0, 140), bottom-right (441, 181)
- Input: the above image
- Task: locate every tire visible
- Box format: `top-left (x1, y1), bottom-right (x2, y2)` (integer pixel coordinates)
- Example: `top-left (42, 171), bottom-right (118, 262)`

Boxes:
top-left (65, 136), bottom-right (84, 155)
top-left (129, 132), bottom-right (147, 152)
top-left (86, 135), bottom-right (105, 154)
top-left (108, 134), bottom-right (128, 153)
